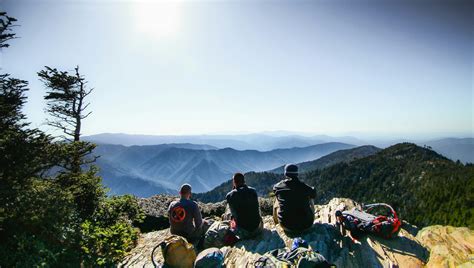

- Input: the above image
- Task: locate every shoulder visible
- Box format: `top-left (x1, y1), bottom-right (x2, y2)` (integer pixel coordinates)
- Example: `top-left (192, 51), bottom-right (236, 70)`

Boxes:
top-left (247, 186), bottom-right (258, 196)
top-left (274, 179), bottom-right (286, 187)
top-left (273, 178), bottom-right (289, 189)
top-left (226, 189), bottom-right (237, 199)
top-left (168, 199), bottom-right (179, 209)
top-left (183, 200), bottom-right (199, 210)
top-left (247, 186), bottom-right (257, 192)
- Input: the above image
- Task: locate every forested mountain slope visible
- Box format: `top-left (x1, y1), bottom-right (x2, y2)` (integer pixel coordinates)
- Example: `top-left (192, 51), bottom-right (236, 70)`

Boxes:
top-left (270, 145), bottom-right (381, 173)
top-left (195, 145), bottom-right (381, 202)
top-left (196, 143), bottom-right (473, 228)
top-left (305, 143), bottom-right (473, 228)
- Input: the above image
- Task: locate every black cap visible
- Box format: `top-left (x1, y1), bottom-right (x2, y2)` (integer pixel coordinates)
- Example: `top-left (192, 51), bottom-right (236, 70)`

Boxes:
top-left (284, 164), bottom-right (298, 176)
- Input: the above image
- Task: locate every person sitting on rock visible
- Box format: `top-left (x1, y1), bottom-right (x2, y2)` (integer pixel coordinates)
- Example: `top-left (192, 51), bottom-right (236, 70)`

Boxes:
top-left (168, 183), bottom-right (203, 243)
top-left (224, 173), bottom-right (263, 239)
top-left (273, 164), bottom-right (316, 234)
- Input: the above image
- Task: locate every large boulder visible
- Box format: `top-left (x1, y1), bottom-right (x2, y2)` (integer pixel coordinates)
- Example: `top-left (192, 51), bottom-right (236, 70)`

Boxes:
top-left (121, 198), bottom-right (472, 268)
top-left (135, 195), bottom-right (227, 232)
top-left (136, 195), bottom-right (274, 232)
top-left (416, 225), bottom-right (474, 267)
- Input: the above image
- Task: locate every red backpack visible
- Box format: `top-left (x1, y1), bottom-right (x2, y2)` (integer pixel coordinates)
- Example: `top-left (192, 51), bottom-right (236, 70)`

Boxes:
top-left (336, 203), bottom-right (401, 239)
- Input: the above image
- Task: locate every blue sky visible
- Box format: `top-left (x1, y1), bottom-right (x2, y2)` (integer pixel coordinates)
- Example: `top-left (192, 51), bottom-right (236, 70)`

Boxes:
top-left (2, 0), bottom-right (473, 138)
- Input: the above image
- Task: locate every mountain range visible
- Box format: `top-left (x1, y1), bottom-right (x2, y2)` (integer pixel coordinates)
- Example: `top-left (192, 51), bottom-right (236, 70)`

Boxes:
top-left (85, 132), bottom-right (363, 151)
top-left (94, 142), bottom-right (355, 195)
top-left (86, 133), bottom-right (473, 163)
top-left (194, 145), bottom-right (382, 202)
top-left (196, 143), bottom-right (473, 228)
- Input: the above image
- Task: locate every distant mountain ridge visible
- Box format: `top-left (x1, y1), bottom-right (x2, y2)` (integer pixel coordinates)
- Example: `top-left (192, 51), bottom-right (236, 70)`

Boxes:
top-left (85, 132), bottom-right (364, 151)
top-left (85, 133), bottom-right (473, 163)
top-left (270, 145), bottom-right (381, 173)
top-left (95, 142), bottom-right (355, 195)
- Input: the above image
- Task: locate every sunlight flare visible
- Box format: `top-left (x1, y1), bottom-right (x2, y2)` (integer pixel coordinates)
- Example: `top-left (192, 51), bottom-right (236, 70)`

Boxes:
top-left (133, 1), bottom-right (182, 39)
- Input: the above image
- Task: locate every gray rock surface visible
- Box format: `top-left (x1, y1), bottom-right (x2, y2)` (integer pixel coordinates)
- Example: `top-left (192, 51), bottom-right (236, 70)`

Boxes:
top-left (136, 195), bottom-right (274, 232)
top-left (120, 198), bottom-right (465, 267)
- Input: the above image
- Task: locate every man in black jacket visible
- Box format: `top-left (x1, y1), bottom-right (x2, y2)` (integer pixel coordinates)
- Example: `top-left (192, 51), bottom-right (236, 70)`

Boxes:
top-left (273, 164), bottom-right (316, 233)
top-left (225, 173), bottom-right (263, 238)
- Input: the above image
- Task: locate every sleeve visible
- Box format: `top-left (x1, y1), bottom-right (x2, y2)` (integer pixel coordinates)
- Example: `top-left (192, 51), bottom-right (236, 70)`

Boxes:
top-left (272, 183), bottom-right (278, 194)
top-left (193, 202), bottom-right (203, 228)
top-left (167, 202), bottom-right (174, 222)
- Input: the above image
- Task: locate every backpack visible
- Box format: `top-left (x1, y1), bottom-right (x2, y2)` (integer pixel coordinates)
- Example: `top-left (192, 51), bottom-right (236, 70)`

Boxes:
top-left (336, 203), bottom-right (401, 239)
top-left (295, 249), bottom-right (334, 268)
top-left (158, 235), bottom-right (196, 268)
top-left (256, 248), bottom-right (334, 268)
top-left (203, 220), bottom-right (239, 248)
top-left (254, 254), bottom-right (291, 268)
top-left (194, 247), bottom-right (224, 268)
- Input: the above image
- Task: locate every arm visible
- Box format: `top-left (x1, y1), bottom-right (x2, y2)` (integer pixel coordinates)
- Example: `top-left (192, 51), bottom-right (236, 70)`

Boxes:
top-left (193, 202), bottom-right (203, 228)
top-left (167, 202), bottom-right (173, 224)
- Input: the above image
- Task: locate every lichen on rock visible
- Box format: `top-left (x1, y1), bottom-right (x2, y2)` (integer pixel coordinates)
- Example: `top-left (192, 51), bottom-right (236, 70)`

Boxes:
top-left (417, 225), bottom-right (474, 267)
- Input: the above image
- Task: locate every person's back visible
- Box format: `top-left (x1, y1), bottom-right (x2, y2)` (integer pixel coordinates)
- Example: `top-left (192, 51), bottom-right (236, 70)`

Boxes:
top-left (168, 184), bottom-right (203, 242)
top-left (273, 164), bottom-right (316, 232)
top-left (227, 184), bottom-right (261, 231)
top-left (225, 173), bottom-right (263, 239)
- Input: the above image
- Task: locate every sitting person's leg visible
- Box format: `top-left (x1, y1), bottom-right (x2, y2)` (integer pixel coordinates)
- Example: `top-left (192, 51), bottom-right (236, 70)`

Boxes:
top-left (252, 219), bottom-right (264, 236)
top-left (190, 219), bottom-right (212, 245)
top-left (235, 219), bottom-right (264, 239)
top-left (188, 227), bottom-right (202, 244)
top-left (222, 204), bottom-right (233, 221)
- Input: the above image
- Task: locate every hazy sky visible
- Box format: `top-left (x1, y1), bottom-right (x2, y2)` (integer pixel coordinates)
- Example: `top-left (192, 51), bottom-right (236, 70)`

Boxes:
top-left (2, 0), bottom-right (473, 138)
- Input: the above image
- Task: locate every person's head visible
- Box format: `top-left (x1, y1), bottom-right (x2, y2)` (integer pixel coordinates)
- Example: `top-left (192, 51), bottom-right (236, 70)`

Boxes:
top-left (284, 164), bottom-right (298, 179)
top-left (232, 173), bottom-right (245, 188)
top-left (179, 183), bottom-right (192, 199)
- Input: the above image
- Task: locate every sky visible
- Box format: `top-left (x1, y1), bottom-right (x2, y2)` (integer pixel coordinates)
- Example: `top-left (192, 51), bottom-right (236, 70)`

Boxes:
top-left (1, 0), bottom-right (473, 138)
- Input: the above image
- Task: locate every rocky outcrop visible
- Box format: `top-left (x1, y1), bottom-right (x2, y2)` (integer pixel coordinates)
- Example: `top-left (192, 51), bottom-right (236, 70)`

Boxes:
top-left (416, 225), bottom-right (474, 267)
top-left (135, 195), bottom-right (274, 232)
top-left (122, 198), bottom-right (473, 267)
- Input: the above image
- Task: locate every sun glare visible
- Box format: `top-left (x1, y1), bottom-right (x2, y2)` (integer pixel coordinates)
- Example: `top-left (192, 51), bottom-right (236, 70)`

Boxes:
top-left (133, 1), bottom-right (182, 39)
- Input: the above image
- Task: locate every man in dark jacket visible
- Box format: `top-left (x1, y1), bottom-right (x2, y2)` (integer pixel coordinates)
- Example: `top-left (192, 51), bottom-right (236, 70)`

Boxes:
top-left (225, 173), bottom-right (263, 238)
top-left (273, 164), bottom-right (316, 233)
top-left (168, 184), bottom-right (203, 243)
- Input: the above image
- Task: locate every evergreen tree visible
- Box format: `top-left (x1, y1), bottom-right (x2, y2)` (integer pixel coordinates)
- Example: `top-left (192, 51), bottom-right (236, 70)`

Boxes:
top-left (38, 65), bottom-right (104, 220)
top-left (0, 11), bottom-right (144, 266)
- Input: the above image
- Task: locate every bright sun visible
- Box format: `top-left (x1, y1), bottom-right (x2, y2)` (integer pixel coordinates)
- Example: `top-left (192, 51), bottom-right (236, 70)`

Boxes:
top-left (133, 1), bottom-right (182, 39)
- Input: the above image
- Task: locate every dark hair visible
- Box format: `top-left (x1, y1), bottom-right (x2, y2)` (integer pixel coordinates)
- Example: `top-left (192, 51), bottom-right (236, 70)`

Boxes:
top-left (180, 183), bottom-right (192, 195)
top-left (232, 173), bottom-right (245, 187)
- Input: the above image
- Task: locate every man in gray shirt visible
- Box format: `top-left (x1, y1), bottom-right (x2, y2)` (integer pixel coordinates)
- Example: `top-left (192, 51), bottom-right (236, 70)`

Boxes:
top-left (168, 184), bottom-right (203, 243)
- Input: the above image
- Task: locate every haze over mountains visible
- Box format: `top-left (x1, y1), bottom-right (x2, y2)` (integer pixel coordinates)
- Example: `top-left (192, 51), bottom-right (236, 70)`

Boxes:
top-left (94, 141), bottom-right (354, 196)
top-left (87, 133), bottom-right (473, 197)
top-left (86, 133), bottom-right (473, 163)
top-left (85, 133), bottom-right (364, 151)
